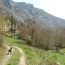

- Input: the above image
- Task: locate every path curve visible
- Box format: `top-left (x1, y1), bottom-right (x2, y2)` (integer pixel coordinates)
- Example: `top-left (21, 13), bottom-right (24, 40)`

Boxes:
top-left (1, 46), bottom-right (26, 65)
top-left (56, 62), bottom-right (61, 65)
top-left (1, 46), bottom-right (12, 65)
top-left (14, 46), bottom-right (26, 65)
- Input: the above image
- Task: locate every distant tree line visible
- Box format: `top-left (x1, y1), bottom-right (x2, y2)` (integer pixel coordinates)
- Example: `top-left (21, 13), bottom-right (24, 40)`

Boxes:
top-left (17, 18), bottom-right (65, 51)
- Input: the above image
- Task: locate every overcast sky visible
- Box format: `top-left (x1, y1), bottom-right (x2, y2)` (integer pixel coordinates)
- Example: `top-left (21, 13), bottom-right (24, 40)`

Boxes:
top-left (12, 0), bottom-right (65, 19)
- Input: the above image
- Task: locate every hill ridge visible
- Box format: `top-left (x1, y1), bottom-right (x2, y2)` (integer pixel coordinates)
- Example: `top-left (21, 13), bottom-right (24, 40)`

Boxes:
top-left (0, 0), bottom-right (65, 27)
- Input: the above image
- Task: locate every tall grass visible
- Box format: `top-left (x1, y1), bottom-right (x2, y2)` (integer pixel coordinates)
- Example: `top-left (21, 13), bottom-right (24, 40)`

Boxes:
top-left (0, 47), bottom-right (6, 63)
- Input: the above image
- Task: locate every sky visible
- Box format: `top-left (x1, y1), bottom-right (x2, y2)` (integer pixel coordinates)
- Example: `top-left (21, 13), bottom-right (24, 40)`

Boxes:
top-left (12, 0), bottom-right (65, 19)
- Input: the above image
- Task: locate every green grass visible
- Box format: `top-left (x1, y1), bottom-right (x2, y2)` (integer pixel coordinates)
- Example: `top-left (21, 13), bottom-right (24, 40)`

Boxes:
top-left (5, 37), bottom-right (22, 45)
top-left (5, 36), bottom-right (65, 65)
top-left (7, 49), bottom-right (21, 65)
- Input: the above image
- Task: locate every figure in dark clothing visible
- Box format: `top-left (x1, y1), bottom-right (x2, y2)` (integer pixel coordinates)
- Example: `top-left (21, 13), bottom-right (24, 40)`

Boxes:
top-left (8, 47), bottom-right (12, 55)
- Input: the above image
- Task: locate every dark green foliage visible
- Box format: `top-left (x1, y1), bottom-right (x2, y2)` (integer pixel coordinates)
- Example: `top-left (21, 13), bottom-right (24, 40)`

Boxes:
top-left (9, 15), bottom-right (17, 37)
top-left (27, 39), bottom-right (32, 46)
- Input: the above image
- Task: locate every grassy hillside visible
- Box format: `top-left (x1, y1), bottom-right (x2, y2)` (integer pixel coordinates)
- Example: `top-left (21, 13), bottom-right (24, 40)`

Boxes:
top-left (6, 36), bottom-right (65, 65)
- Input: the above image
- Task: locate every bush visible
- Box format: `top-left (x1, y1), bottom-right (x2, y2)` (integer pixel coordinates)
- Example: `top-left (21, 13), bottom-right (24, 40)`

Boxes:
top-left (24, 35), bottom-right (33, 46)
top-left (27, 39), bottom-right (33, 46)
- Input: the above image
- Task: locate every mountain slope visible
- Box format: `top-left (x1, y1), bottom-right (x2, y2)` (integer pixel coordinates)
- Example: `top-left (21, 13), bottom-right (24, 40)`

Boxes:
top-left (0, 0), bottom-right (65, 27)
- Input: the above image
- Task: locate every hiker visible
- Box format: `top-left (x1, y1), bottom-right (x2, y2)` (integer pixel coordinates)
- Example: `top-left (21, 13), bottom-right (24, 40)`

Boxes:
top-left (8, 47), bottom-right (12, 55)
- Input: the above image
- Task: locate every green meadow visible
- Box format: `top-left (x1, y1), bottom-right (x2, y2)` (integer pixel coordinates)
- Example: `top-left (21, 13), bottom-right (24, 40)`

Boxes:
top-left (5, 36), bottom-right (65, 65)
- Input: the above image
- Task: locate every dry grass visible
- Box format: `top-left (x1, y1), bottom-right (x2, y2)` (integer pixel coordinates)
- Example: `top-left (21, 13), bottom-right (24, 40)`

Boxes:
top-left (0, 46), bottom-right (6, 63)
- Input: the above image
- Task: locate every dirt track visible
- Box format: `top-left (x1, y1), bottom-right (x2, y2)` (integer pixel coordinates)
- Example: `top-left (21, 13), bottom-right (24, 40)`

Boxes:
top-left (1, 46), bottom-right (26, 65)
